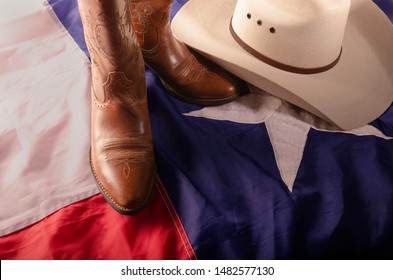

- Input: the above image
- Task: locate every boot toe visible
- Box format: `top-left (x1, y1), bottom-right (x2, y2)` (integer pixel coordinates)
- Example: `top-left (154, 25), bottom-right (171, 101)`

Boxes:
top-left (109, 173), bottom-right (156, 214)
top-left (117, 165), bottom-right (156, 212)
top-left (90, 151), bottom-right (156, 215)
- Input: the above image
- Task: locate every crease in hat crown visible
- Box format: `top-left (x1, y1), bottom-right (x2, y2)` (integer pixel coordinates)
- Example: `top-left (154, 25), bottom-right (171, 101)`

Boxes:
top-left (231, 0), bottom-right (351, 70)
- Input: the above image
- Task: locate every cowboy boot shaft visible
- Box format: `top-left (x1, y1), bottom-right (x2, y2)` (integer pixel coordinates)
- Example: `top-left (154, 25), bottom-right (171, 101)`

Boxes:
top-left (130, 0), bottom-right (197, 78)
top-left (129, 0), bottom-right (173, 51)
top-left (78, 0), bottom-right (140, 98)
top-left (78, 0), bottom-right (134, 61)
top-left (78, 0), bottom-right (148, 135)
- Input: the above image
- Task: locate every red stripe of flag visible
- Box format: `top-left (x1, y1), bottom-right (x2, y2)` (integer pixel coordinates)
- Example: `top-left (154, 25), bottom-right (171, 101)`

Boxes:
top-left (0, 178), bottom-right (196, 260)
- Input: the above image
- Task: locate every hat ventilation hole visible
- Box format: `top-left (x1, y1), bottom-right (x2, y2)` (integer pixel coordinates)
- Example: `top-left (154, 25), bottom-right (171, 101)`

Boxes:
top-left (270, 27), bottom-right (276, 33)
top-left (247, 13), bottom-right (251, 19)
top-left (257, 20), bottom-right (262, 26)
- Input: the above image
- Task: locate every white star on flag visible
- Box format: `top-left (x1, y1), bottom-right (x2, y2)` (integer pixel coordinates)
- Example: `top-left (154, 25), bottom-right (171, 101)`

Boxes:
top-left (184, 86), bottom-right (393, 192)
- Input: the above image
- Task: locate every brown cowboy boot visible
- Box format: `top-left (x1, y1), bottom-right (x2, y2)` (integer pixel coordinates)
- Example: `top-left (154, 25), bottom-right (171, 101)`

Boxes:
top-left (78, 0), bottom-right (156, 214)
top-left (128, 0), bottom-right (247, 106)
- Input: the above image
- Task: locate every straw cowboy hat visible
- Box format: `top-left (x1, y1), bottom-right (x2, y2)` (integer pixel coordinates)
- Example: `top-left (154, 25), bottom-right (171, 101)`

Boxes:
top-left (171, 0), bottom-right (393, 130)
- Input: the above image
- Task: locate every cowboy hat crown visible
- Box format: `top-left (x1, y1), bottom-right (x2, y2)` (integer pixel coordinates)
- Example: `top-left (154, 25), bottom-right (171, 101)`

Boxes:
top-left (231, 0), bottom-right (350, 73)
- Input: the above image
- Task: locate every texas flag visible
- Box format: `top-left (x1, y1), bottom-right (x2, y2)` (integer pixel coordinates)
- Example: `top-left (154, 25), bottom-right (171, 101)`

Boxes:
top-left (0, 0), bottom-right (392, 259)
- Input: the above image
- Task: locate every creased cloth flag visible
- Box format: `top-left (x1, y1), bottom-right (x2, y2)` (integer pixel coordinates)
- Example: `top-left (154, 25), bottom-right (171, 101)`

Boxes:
top-left (0, 0), bottom-right (393, 259)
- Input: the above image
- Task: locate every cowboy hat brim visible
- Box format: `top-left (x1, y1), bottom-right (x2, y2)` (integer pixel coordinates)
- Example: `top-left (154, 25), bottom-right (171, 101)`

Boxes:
top-left (172, 0), bottom-right (393, 130)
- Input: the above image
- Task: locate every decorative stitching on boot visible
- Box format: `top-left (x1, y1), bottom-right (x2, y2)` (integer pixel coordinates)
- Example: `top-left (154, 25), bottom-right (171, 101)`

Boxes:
top-left (79, 4), bottom-right (136, 67)
top-left (129, 0), bottom-right (171, 57)
top-left (103, 71), bottom-right (145, 105)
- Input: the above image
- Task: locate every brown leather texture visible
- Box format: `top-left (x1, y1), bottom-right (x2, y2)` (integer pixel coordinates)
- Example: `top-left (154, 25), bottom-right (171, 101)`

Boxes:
top-left (78, 0), bottom-right (156, 215)
top-left (129, 0), bottom-right (248, 106)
